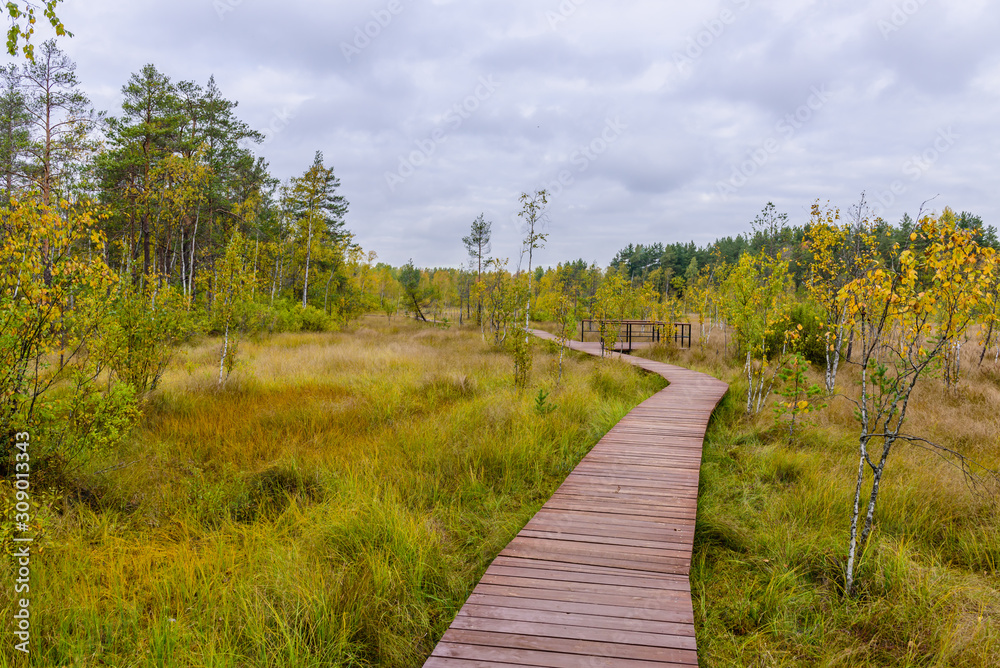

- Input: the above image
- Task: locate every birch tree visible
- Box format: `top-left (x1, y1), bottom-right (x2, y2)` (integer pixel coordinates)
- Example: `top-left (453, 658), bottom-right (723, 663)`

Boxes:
top-left (474, 258), bottom-right (517, 347)
top-left (719, 251), bottom-right (793, 415)
top-left (211, 230), bottom-right (256, 387)
top-left (594, 271), bottom-right (631, 356)
top-left (541, 285), bottom-right (575, 383)
top-left (840, 214), bottom-right (997, 596)
top-left (805, 196), bottom-right (880, 394)
top-left (1, 198), bottom-right (136, 470)
top-left (976, 271), bottom-right (1000, 367)
top-left (518, 189), bottom-right (548, 330)
top-left (4, 1), bottom-right (69, 60)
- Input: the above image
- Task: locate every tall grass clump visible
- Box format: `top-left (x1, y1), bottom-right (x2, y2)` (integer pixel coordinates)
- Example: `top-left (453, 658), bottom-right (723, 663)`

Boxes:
top-left (0, 317), bottom-right (662, 667)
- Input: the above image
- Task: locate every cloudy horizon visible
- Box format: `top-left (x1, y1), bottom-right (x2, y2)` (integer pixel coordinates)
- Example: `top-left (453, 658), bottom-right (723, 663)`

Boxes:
top-left (11, 0), bottom-right (1000, 268)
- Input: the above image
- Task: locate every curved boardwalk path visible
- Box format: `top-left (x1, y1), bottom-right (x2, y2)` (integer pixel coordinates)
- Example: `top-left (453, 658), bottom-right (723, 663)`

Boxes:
top-left (425, 331), bottom-right (728, 667)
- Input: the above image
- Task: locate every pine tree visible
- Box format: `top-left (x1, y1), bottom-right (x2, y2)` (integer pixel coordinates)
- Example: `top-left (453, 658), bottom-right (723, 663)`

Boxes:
top-left (462, 213), bottom-right (492, 323)
top-left (0, 63), bottom-right (30, 202)
top-left (99, 64), bottom-right (185, 282)
top-left (20, 39), bottom-right (98, 205)
top-left (286, 151), bottom-right (348, 307)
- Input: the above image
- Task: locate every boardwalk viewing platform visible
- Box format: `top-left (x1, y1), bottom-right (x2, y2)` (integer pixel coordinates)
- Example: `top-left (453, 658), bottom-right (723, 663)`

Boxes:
top-left (578, 319), bottom-right (693, 353)
top-left (425, 330), bottom-right (728, 667)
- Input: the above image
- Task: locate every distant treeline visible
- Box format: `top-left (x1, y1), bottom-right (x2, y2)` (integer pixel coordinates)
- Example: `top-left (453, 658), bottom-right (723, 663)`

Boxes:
top-left (609, 204), bottom-right (997, 295)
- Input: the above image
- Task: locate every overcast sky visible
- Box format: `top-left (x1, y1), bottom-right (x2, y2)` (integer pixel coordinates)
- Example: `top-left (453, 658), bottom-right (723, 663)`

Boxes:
top-left (17, 0), bottom-right (1000, 267)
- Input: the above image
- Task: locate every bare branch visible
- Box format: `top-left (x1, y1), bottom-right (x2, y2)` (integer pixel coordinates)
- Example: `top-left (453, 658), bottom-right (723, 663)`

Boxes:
top-left (91, 458), bottom-right (144, 477)
top-left (898, 434), bottom-right (1000, 497)
top-left (857, 432), bottom-right (1000, 496)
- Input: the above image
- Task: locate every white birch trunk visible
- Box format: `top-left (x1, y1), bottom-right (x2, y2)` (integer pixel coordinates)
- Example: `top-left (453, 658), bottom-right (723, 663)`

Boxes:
top-left (218, 321), bottom-right (229, 387)
top-left (302, 218), bottom-right (314, 308)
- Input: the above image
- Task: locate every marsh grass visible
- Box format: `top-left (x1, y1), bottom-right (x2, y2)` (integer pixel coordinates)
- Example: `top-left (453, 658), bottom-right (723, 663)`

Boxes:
top-left (643, 330), bottom-right (1000, 667)
top-left (0, 318), bottom-right (664, 667)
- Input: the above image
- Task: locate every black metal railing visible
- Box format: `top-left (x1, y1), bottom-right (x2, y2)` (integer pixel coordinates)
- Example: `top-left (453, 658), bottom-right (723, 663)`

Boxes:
top-left (579, 319), bottom-right (691, 352)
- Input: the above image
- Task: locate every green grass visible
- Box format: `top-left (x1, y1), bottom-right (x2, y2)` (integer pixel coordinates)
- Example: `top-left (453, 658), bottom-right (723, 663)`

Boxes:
top-left (0, 318), bottom-right (664, 667)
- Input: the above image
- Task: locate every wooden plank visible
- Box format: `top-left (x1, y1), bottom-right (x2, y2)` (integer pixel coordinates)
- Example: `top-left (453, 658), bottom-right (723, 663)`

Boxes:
top-left (552, 488), bottom-right (700, 505)
top-left (503, 540), bottom-right (692, 575)
top-left (432, 642), bottom-right (694, 667)
top-left (440, 629), bottom-right (699, 664)
top-left (555, 482), bottom-right (701, 498)
top-left (493, 553), bottom-right (676, 580)
top-left (485, 564), bottom-right (690, 592)
top-left (477, 574), bottom-right (692, 599)
top-left (517, 529), bottom-right (692, 553)
top-left (449, 616), bottom-right (697, 651)
top-left (525, 509), bottom-right (695, 530)
top-left (546, 493), bottom-right (698, 511)
top-left (424, 330), bottom-right (728, 666)
top-left (578, 452), bottom-right (705, 464)
top-left (423, 657), bottom-right (536, 668)
top-left (587, 442), bottom-right (705, 452)
top-left (456, 602), bottom-right (694, 636)
top-left (464, 592), bottom-right (694, 624)
top-left (505, 536), bottom-right (692, 565)
top-left (557, 477), bottom-right (701, 493)
top-left (541, 498), bottom-right (698, 521)
top-left (522, 518), bottom-right (694, 542)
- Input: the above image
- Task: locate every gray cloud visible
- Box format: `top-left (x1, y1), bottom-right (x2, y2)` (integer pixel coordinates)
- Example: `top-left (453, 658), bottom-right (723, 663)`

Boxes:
top-left (11, 0), bottom-right (999, 267)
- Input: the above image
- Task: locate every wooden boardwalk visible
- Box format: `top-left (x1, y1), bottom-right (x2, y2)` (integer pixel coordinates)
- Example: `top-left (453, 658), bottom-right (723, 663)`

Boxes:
top-left (425, 330), bottom-right (728, 667)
